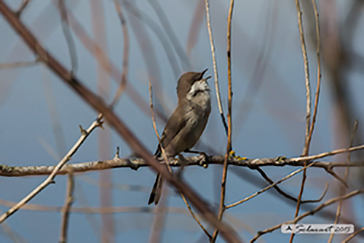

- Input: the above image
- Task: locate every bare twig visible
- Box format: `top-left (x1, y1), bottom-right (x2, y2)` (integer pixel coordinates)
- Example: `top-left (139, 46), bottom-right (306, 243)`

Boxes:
top-left (328, 120), bottom-right (358, 243)
top-left (41, 64), bottom-right (67, 157)
top-left (180, 194), bottom-right (212, 239)
top-left (226, 162), bottom-right (317, 209)
top-left (204, 0), bottom-right (228, 135)
top-left (0, 198), bottom-right (232, 219)
top-left (89, 2), bottom-right (114, 242)
top-left (149, 83), bottom-right (170, 172)
top-left (0, 209), bottom-right (28, 243)
top-left (290, 143), bottom-right (364, 162)
top-left (255, 168), bottom-right (328, 204)
top-left (0, 3), bottom-right (241, 241)
top-left (186, 0), bottom-right (204, 57)
top-left (148, 0), bottom-right (190, 71)
top-left (56, 1), bottom-right (168, 122)
top-left (297, 2), bottom-right (311, 156)
top-left (211, 1), bottom-right (235, 242)
top-left (291, 0), bottom-right (312, 240)
top-left (251, 189), bottom-right (364, 242)
top-left (15, 0), bottom-right (30, 16)
top-left (0, 59), bottom-right (39, 69)
top-left (60, 173), bottom-right (75, 243)
top-left (148, 187), bottom-right (168, 243)
top-left (306, 0), bottom-right (322, 152)
top-left (111, 0), bottom-right (129, 106)
top-left (58, 0), bottom-right (78, 74)
top-left (123, 1), bottom-right (180, 80)
top-left (343, 227), bottom-right (364, 243)
top-left (0, 118), bottom-right (102, 223)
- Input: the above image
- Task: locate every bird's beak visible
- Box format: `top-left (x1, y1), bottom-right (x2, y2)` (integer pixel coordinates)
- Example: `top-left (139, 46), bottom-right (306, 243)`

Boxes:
top-left (201, 68), bottom-right (208, 78)
top-left (201, 76), bottom-right (211, 83)
top-left (200, 68), bottom-right (210, 82)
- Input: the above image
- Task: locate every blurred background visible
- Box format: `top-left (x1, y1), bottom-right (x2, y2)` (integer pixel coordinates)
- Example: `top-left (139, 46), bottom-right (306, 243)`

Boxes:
top-left (1, 0), bottom-right (364, 242)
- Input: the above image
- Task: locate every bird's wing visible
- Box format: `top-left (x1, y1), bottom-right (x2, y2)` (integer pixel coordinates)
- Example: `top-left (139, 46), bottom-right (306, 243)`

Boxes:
top-left (155, 105), bottom-right (187, 156)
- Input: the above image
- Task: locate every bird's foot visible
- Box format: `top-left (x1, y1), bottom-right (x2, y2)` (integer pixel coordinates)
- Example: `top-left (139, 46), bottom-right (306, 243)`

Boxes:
top-left (176, 154), bottom-right (188, 179)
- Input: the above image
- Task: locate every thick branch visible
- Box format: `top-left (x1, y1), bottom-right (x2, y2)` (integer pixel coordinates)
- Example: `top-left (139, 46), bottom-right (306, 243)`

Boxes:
top-left (1, 155), bottom-right (363, 177)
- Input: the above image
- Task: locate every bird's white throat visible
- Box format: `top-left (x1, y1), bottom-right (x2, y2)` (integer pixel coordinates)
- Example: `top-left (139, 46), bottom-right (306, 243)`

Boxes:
top-left (187, 80), bottom-right (211, 101)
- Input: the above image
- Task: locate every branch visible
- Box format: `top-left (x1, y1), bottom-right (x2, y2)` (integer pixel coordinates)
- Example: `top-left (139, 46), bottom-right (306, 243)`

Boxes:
top-left (60, 173), bottom-right (75, 243)
top-left (343, 227), bottom-right (364, 243)
top-left (16, 0), bottom-right (30, 16)
top-left (328, 120), bottom-right (358, 243)
top-left (290, 143), bottom-right (364, 162)
top-left (211, 0), bottom-right (234, 241)
top-left (226, 162), bottom-right (327, 209)
top-left (251, 189), bottom-right (364, 242)
top-left (204, 0), bottom-right (228, 134)
top-left (111, 0), bottom-right (129, 106)
top-left (0, 118), bottom-right (102, 223)
top-left (58, 0), bottom-right (78, 74)
top-left (292, 0), bottom-right (312, 240)
top-left (0, 59), bottom-right (39, 69)
top-left (2, 155), bottom-right (364, 177)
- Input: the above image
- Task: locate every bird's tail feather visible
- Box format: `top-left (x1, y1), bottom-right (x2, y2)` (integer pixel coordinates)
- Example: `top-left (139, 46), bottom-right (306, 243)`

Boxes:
top-left (148, 173), bottom-right (163, 205)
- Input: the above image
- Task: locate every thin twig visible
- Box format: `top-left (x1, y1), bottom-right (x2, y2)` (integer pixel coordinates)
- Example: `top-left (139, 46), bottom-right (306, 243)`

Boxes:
top-left (210, 0), bottom-right (234, 242)
top-left (0, 118), bottom-right (102, 223)
top-left (226, 162), bottom-right (317, 209)
top-left (251, 189), bottom-right (364, 242)
top-left (0, 59), bottom-right (39, 69)
top-left (291, 0), bottom-right (312, 240)
top-left (15, 0), bottom-right (30, 16)
top-left (60, 172), bottom-right (75, 243)
top-left (148, 186), bottom-right (168, 243)
top-left (290, 143), bottom-right (364, 162)
top-left (111, 0), bottom-right (129, 107)
top-left (255, 168), bottom-right (328, 204)
top-left (328, 120), bottom-right (358, 243)
top-left (180, 194), bottom-right (212, 239)
top-left (149, 83), bottom-right (170, 172)
top-left (123, 1), bottom-right (179, 80)
top-left (58, 1), bottom-right (168, 122)
top-left (89, 2), bottom-right (114, 242)
top-left (298, 2), bottom-right (311, 156)
top-left (343, 227), bottom-right (364, 243)
top-left (148, 0), bottom-right (190, 71)
top-left (204, 0), bottom-right (228, 135)
top-left (186, 0), bottom-right (204, 57)
top-left (0, 209), bottom-right (28, 243)
top-left (306, 0), bottom-right (322, 153)
top-left (58, 0), bottom-right (78, 74)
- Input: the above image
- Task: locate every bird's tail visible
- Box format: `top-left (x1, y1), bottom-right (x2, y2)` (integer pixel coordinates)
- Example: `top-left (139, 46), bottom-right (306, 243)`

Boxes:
top-left (148, 173), bottom-right (164, 205)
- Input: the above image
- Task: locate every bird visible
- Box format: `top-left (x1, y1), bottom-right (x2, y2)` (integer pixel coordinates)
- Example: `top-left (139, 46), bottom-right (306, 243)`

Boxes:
top-left (148, 69), bottom-right (211, 205)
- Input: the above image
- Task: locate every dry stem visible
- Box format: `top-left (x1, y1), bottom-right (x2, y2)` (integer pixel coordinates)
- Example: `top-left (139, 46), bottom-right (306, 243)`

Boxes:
top-left (0, 118), bottom-right (102, 223)
top-left (59, 173), bottom-right (75, 243)
top-left (211, 0), bottom-right (235, 242)
top-left (204, 0), bottom-right (227, 134)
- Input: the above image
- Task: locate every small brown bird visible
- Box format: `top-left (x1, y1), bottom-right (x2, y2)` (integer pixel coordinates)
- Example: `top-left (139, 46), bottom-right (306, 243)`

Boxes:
top-left (148, 69), bottom-right (211, 205)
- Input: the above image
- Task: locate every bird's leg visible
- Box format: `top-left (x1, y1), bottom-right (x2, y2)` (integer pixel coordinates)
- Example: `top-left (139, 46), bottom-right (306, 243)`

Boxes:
top-left (176, 154), bottom-right (189, 179)
top-left (183, 149), bottom-right (208, 168)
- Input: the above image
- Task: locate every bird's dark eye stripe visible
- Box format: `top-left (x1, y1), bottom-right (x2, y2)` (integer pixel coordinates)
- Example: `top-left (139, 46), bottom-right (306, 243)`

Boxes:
top-left (192, 89), bottom-right (203, 97)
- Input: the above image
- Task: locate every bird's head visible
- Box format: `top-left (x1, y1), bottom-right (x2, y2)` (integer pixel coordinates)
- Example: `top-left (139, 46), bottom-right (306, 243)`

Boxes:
top-left (177, 69), bottom-right (211, 102)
